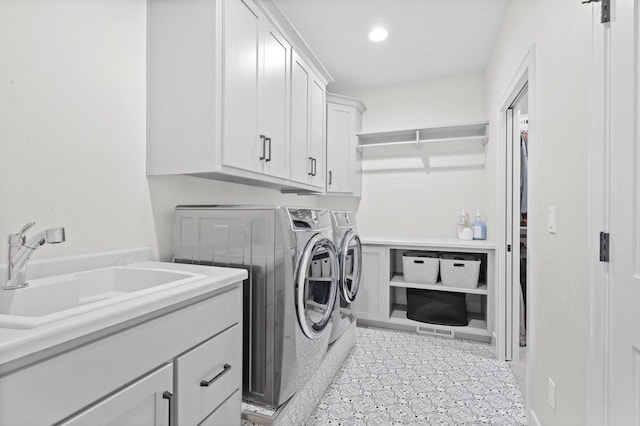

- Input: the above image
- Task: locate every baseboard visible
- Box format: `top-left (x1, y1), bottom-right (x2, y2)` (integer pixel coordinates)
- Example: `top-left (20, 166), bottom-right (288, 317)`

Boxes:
top-left (530, 409), bottom-right (542, 426)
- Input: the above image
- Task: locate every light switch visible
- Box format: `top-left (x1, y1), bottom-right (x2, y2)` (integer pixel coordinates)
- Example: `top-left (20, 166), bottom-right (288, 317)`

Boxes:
top-left (548, 206), bottom-right (557, 234)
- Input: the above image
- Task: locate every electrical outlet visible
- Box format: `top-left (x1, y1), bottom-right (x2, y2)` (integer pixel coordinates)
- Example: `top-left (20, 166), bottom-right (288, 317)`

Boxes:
top-left (547, 378), bottom-right (556, 411)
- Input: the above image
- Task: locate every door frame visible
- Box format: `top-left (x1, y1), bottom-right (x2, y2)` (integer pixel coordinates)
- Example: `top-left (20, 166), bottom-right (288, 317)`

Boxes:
top-left (587, 2), bottom-right (609, 424)
top-left (495, 45), bottom-right (536, 419)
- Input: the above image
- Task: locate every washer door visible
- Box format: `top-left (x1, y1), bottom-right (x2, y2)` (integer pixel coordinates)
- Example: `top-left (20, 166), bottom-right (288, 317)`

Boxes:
top-left (339, 230), bottom-right (362, 304)
top-left (295, 234), bottom-right (339, 339)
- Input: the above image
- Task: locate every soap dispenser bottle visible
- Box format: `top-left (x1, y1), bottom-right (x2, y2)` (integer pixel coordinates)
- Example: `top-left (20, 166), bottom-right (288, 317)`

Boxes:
top-left (457, 206), bottom-right (473, 240)
top-left (473, 206), bottom-right (487, 240)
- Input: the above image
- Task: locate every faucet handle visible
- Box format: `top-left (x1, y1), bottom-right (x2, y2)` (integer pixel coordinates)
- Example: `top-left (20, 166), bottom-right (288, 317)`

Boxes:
top-left (9, 222), bottom-right (35, 246)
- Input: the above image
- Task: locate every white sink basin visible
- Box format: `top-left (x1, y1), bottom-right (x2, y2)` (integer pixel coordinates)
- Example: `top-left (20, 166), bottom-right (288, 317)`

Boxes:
top-left (0, 266), bottom-right (206, 329)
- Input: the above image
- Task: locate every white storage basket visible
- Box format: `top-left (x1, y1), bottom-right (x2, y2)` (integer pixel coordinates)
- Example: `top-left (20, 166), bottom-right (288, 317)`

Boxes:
top-left (440, 254), bottom-right (481, 288)
top-left (402, 251), bottom-right (439, 284)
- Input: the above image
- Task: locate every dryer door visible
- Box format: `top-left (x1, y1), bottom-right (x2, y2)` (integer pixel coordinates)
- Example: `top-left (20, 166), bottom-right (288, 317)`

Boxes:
top-left (295, 234), bottom-right (339, 339)
top-left (339, 230), bottom-right (362, 304)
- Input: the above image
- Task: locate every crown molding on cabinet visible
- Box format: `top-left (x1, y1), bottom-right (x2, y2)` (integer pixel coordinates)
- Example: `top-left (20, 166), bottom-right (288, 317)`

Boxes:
top-left (326, 93), bottom-right (367, 114)
top-left (258, 0), bottom-right (333, 86)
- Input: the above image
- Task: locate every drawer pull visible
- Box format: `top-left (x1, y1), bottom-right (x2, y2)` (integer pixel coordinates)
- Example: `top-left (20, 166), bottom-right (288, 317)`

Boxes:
top-left (200, 364), bottom-right (232, 387)
top-left (259, 135), bottom-right (266, 160)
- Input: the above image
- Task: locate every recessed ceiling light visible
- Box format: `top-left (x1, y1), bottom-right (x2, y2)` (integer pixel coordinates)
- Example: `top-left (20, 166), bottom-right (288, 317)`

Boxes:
top-left (369, 27), bottom-right (388, 42)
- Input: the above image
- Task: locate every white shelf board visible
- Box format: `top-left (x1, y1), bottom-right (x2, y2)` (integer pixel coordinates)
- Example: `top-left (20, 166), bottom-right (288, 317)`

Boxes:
top-left (357, 136), bottom-right (488, 153)
top-left (390, 274), bottom-right (488, 295)
top-left (389, 305), bottom-right (489, 337)
top-left (357, 121), bottom-right (489, 150)
top-left (360, 237), bottom-right (496, 251)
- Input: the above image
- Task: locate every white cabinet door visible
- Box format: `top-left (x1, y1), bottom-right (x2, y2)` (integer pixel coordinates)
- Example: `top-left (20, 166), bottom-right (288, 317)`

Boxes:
top-left (61, 364), bottom-right (173, 426)
top-left (223, 0), bottom-right (289, 178)
top-left (353, 246), bottom-right (388, 321)
top-left (309, 78), bottom-right (326, 188)
top-left (290, 52), bottom-right (311, 183)
top-left (259, 20), bottom-right (290, 178)
top-left (290, 52), bottom-right (326, 188)
top-left (223, 0), bottom-right (261, 173)
top-left (326, 103), bottom-right (353, 193)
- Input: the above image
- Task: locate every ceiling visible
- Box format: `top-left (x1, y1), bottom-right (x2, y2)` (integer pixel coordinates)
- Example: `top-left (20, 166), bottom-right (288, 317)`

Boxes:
top-left (272, 0), bottom-right (509, 92)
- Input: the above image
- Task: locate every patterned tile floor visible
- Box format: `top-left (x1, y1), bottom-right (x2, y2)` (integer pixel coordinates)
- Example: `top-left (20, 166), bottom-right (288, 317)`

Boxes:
top-left (309, 327), bottom-right (526, 425)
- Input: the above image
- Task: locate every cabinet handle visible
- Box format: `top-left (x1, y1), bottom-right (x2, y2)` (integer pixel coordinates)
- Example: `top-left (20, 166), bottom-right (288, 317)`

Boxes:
top-left (328, 170), bottom-right (332, 185)
top-left (265, 137), bottom-right (272, 162)
top-left (200, 363), bottom-right (232, 387)
top-left (308, 157), bottom-right (314, 176)
top-left (313, 158), bottom-right (317, 176)
top-left (162, 391), bottom-right (174, 426)
top-left (259, 135), bottom-right (266, 160)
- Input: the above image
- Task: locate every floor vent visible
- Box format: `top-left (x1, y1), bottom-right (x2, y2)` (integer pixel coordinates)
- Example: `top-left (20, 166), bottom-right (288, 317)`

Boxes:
top-left (417, 326), bottom-right (453, 338)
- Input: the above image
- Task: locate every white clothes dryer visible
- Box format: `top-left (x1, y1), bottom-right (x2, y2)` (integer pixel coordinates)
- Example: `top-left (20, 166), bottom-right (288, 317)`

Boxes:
top-left (329, 210), bottom-right (362, 344)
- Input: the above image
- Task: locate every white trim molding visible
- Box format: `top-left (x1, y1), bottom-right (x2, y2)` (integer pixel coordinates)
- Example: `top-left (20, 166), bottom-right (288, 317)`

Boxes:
top-left (495, 44), bottom-right (536, 424)
top-left (587, 1), bottom-right (609, 424)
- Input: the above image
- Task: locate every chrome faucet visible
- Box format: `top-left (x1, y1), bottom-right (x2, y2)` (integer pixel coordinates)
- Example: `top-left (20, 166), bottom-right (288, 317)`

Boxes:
top-left (5, 222), bottom-right (66, 290)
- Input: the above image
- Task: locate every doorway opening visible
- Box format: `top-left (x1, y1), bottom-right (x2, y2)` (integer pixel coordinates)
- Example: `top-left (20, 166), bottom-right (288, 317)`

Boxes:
top-left (505, 87), bottom-right (529, 393)
top-left (496, 47), bottom-right (536, 420)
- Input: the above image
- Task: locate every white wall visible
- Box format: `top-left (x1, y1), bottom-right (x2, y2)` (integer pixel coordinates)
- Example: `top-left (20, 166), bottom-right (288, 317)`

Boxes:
top-left (340, 74), bottom-right (488, 240)
top-left (0, 0), bottom-right (357, 267)
top-left (0, 4), bottom-right (593, 423)
top-left (484, 2), bottom-right (591, 424)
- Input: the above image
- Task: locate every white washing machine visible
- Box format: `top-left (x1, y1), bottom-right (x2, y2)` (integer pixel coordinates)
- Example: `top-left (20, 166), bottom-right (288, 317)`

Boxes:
top-left (329, 210), bottom-right (362, 344)
top-left (173, 206), bottom-right (339, 409)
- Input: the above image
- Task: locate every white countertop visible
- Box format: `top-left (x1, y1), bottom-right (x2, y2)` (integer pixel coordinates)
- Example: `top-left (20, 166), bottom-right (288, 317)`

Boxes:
top-left (360, 236), bottom-right (496, 250)
top-left (0, 260), bottom-right (247, 372)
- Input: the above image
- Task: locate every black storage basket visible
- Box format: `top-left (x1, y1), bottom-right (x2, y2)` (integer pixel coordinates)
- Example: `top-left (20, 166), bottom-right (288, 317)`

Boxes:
top-left (406, 288), bottom-right (469, 326)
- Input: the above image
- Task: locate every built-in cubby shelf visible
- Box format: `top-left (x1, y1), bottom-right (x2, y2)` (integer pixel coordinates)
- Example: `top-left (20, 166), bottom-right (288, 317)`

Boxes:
top-left (390, 274), bottom-right (488, 295)
top-left (354, 239), bottom-right (496, 343)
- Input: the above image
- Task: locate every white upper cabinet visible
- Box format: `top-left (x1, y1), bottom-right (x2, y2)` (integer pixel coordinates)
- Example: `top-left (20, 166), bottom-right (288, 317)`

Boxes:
top-left (222, 0), bottom-right (261, 174)
top-left (290, 51), bottom-right (326, 189)
top-left (309, 79), bottom-right (326, 188)
top-left (258, 20), bottom-right (290, 178)
top-left (147, 0), bottom-right (329, 191)
top-left (326, 93), bottom-right (366, 196)
top-left (224, 0), bottom-right (290, 178)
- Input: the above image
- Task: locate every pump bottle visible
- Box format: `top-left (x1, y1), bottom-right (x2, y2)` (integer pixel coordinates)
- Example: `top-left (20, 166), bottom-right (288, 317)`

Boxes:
top-left (457, 206), bottom-right (473, 240)
top-left (473, 206), bottom-right (487, 240)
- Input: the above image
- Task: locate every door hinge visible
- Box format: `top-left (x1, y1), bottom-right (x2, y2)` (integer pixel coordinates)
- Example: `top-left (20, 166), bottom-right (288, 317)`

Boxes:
top-left (507, 244), bottom-right (512, 252)
top-left (582, 0), bottom-right (610, 24)
top-left (599, 232), bottom-right (610, 262)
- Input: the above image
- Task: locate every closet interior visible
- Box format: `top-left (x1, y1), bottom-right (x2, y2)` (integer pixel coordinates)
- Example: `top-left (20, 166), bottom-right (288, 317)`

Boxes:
top-left (519, 116), bottom-right (528, 349)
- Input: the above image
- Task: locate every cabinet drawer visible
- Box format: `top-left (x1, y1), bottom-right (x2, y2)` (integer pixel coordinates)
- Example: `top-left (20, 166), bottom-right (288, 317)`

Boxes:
top-left (201, 389), bottom-right (241, 426)
top-left (176, 323), bottom-right (241, 425)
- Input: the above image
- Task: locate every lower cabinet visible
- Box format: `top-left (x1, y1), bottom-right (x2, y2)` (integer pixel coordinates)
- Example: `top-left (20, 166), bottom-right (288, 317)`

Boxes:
top-left (352, 245), bottom-right (388, 321)
top-left (0, 286), bottom-right (243, 426)
top-left (356, 242), bottom-right (495, 342)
